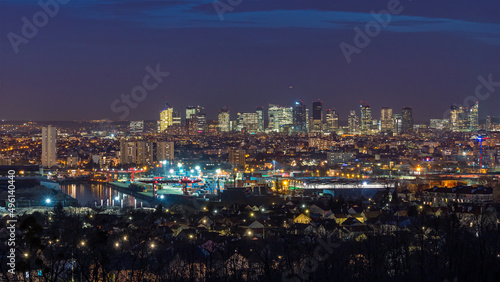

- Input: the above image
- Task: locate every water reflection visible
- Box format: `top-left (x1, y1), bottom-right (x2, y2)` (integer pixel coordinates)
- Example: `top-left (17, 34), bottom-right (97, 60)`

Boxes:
top-left (59, 183), bottom-right (147, 207)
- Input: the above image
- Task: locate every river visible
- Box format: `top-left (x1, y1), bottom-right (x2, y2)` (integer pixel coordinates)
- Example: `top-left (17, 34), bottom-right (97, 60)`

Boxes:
top-left (58, 183), bottom-right (149, 207)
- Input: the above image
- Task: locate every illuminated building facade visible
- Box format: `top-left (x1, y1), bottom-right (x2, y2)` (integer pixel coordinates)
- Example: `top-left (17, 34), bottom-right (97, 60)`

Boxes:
top-left (42, 125), bottom-right (57, 167)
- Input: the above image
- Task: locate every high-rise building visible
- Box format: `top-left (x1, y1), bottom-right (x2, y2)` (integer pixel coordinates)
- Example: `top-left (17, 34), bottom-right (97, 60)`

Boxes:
top-left (186, 105), bottom-right (206, 132)
top-left (130, 121), bottom-right (144, 134)
top-left (312, 101), bottom-right (323, 132)
top-left (486, 115), bottom-right (492, 131)
top-left (157, 141), bottom-right (174, 161)
top-left (380, 107), bottom-right (393, 133)
top-left (293, 101), bottom-right (307, 133)
top-left (360, 104), bottom-right (372, 134)
top-left (450, 105), bottom-right (467, 132)
top-left (172, 111), bottom-right (181, 126)
top-left (42, 125), bottom-right (57, 167)
top-left (256, 106), bottom-right (264, 132)
top-left (401, 107), bottom-right (414, 133)
top-left (195, 106), bottom-right (206, 132)
top-left (241, 112), bottom-right (259, 133)
top-left (430, 119), bottom-right (449, 130)
top-left (393, 114), bottom-right (402, 134)
top-left (325, 109), bottom-right (339, 132)
top-left (159, 100), bottom-right (173, 132)
top-left (120, 140), bottom-right (174, 165)
top-left (186, 106), bottom-right (197, 120)
top-left (468, 102), bottom-right (479, 132)
top-left (348, 110), bottom-right (360, 134)
top-left (218, 108), bottom-right (230, 132)
top-left (268, 104), bottom-right (293, 132)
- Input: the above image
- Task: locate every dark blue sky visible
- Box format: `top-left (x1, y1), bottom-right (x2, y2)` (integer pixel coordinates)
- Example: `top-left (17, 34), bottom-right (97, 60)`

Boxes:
top-left (1, 0), bottom-right (499, 122)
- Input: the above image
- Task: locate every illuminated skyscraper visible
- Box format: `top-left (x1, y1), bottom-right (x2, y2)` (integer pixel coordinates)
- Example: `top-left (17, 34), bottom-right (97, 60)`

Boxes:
top-left (159, 101), bottom-right (173, 132)
top-left (256, 106), bottom-right (264, 132)
top-left (293, 101), bottom-right (307, 133)
top-left (380, 107), bottom-right (393, 133)
top-left (360, 104), bottom-right (372, 134)
top-left (348, 110), bottom-right (360, 134)
top-left (218, 108), bottom-right (230, 132)
top-left (450, 105), bottom-right (467, 132)
top-left (393, 114), bottom-right (402, 134)
top-left (172, 111), bottom-right (181, 126)
top-left (242, 113), bottom-right (259, 133)
top-left (468, 102), bottom-right (479, 132)
top-left (486, 115), bottom-right (492, 131)
top-left (186, 105), bottom-right (206, 132)
top-left (186, 106), bottom-right (196, 120)
top-left (312, 101), bottom-right (323, 132)
top-left (325, 109), bottom-right (339, 132)
top-left (42, 125), bottom-right (57, 167)
top-left (268, 104), bottom-right (293, 132)
top-left (195, 106), bottom-right (206, 132)
top-left (401, 107), bottom-right (414, 133)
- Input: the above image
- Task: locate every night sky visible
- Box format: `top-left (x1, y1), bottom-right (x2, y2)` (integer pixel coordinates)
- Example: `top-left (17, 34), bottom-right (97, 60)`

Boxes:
top-left (1, 0), bottom-right (499, 122)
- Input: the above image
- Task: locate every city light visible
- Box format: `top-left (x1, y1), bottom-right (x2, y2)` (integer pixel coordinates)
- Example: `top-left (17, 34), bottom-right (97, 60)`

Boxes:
top-left (45, 198), bottom-right (51, 204)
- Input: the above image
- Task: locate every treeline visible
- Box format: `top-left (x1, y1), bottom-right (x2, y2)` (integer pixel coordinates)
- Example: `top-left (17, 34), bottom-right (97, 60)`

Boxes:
top-left (1, 204), bottom-right (499, 281)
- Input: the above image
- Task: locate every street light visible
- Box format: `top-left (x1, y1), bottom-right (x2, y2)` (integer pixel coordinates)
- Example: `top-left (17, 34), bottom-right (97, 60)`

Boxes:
top-left (160, 195), bottom-right (164, 199)
top-left (45, 198), bottom-right (51, 204)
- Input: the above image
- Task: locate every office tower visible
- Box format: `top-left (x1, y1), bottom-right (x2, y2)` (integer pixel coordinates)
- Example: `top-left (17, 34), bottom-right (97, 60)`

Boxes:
top-left (195, 105), bottom-right (206, 132)
top-left (228, 148), bottom-right (246, 167)
top-left (468, 102), bottom-right (479, 132)
top-left (235, 112), bottom-right (244, 132)
top-left (393, 114), bottom-right (402, 134)
top-left (360, 104), bottom-right (372, 134)
top-left (42, 125), bottom-right (57, 167)
top-left (449, 105), bottom-right (467, 132)
top-left (256, 106), bottom-right (264, 132)
top-left (401, 107), bottom-right (414, 133)
top-left (130, 121), bottom-right (144, 134)
top-left (218, 108), bottom-right (230, 132)
top-left (186, 106), bottom-right (197, 120)
top-left (172, 111), bottom-right (181, 126)
top-left (312, 101), bottom-right (323, 132)
top-left (325, 109), bottom-right (339, 132)
top-left (430, 119), bottom-right (449, 130)
top-left (186, 105), bottom-right (206, 132)
top-left (242, 113), bottom-right (259, 133)
top-left (348, 110), bottom-right (360, 134)
top-left (268, 104), bottom-right (293, 132)
top-left (293, 101), bottom-right (307, 133)
top-left (380, 107), bottom-right (393, 133)
top-left (486, 115), bottom-right (492, 131)
top-left (159, 100), bottom-right (173, 132)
